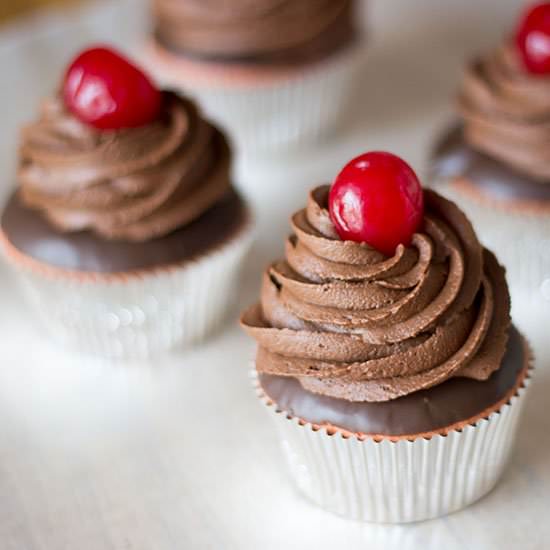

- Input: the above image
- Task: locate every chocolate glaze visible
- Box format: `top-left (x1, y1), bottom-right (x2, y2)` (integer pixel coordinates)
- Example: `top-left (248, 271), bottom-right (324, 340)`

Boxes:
top-left (432, 125), bottom-right (550, 203)
top-left (1, 188), bottom-right (247, 273)
top-left (259, 325), bottom-right (525, 437)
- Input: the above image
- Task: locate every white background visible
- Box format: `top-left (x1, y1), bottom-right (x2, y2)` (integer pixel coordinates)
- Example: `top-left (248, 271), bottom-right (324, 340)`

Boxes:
top-left (0, 1), bottom-right (548, 548)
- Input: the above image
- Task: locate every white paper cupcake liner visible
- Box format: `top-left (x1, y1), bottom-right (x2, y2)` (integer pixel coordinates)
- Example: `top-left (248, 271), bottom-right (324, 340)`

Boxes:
top-left (1, 222), bottom-right (253, 358)
top-left (256, 365), bottom-right (531, 523)
top-left (431, 178), bottom-right (550, 330)
top-left (145, 40), bottom-right (365, 155)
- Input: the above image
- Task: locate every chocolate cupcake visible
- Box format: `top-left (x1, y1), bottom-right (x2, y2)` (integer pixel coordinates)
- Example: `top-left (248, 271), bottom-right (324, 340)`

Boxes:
top-left (145, 0), bottom-right (365, 153)
top-left (431, 2), bottom-right (550, 318)
top-left (241, 152), bottom-right (531, 523)
top-left (0, 46), bottom-right (253, 358)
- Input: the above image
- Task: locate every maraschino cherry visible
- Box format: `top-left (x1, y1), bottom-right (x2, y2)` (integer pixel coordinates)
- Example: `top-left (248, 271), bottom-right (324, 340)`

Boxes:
top-left (515, 2), bottom-right (550, 75)
top-left (328, 152), bottom-right (424, 256)
top-left (63, 46), bottom-right (162, 130)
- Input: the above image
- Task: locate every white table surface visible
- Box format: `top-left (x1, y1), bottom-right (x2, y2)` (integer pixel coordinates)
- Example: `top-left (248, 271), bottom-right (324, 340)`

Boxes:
top-left (1, 1), bottom-right (549, 549)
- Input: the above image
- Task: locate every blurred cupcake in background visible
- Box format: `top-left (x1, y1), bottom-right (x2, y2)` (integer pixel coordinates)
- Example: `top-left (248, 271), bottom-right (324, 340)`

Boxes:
top-left (0, 46), bottom-right (253, 358)
top-left (145, 0), bottom-right (365, 154)
top-left (430, 2), bottom-right (550, 322)
top-left (242, 152), bottom-right (532, 523)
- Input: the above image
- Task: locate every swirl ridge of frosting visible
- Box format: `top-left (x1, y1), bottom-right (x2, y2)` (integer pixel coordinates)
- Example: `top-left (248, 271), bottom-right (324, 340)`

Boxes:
top-left (242, 186), bottom-right (511, 402)
top-left (153, 0), bottom-right (355, 62)
top-left (18, 92), bottom-right (231, 242)
top-left (459, 43), bottom-right (550, 181)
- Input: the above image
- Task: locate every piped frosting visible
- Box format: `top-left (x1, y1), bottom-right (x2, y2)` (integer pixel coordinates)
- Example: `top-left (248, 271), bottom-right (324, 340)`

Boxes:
top-left (153, 0), bottom-right (355, 63)
top-left (18, 92), bottom-right (230, 242)
top-left (242, 186), bottom-right (511, 402)
top-left (459, 43), bottom-right (550, 181)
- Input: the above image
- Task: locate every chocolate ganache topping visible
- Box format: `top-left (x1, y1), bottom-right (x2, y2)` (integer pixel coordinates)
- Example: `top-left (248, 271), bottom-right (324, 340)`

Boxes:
top-left (459, 42), bottom-right (550, 181)
top-left (242, 186), bottom-right (511, 402)
top-left (18, 92), bottom-right (230, 242)
top-left (153, 0), bottom-right (355, 62)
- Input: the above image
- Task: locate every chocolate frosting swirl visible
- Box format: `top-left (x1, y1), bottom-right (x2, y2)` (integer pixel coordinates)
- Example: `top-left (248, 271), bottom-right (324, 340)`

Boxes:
top-left (153, 0), bottom-right (355, 62)
top-left (242, 186), bottom-right (511, 402)
top-left (18, 92), bottom-right (230, 242)
top-left (459, 42), bottom-right (550, 181)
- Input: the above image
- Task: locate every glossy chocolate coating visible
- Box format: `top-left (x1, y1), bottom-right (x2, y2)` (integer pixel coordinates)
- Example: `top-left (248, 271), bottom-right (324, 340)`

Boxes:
top-left (432, 126), bottom-right (550, 202)
top-left (259, 326), bottom-right (525, 436)
top-left (1, 188), bottom-right (247, 273)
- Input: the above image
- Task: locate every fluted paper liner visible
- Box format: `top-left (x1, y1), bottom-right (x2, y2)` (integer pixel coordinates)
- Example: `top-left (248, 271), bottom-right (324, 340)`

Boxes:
top-left (0, 221), bottom-right (253, 358)
top-left (433, 176), bottom-right (550, 323)
top-left (144, 39), bottom-right (365, 154)
top-left (254, 339), bottom-right (532, 523)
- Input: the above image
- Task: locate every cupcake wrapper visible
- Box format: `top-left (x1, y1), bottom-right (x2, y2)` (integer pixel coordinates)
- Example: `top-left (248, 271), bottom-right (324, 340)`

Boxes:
top-left (432, 178), bottom-right (550, 327)
top-left (2, 224), bottom-right (253, 358)
top-left (146, 41), bottom-right (365, 154)
top-left (257, 373), bottom-right (530, 523)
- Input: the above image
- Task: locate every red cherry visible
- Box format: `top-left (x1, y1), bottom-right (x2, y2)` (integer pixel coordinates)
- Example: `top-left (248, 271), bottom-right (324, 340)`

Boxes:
top-left (515, 3), bottom-right (550, 75)
top-left (63, 46), bottom-right (162, 130)
top-left (328, 152), bottom-right (424, 256)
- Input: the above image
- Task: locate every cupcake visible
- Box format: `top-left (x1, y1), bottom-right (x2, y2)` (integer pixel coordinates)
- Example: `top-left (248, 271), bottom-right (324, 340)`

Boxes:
top-left (241, 152), bottom-right (532, 523)
top-left (430, 2), bottom-right (550, 320)
top-left (145, 0), bottom-right (365, 153)
top-left (0, 46), bottom-right (253, 358)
